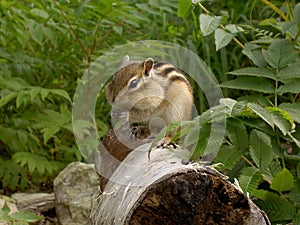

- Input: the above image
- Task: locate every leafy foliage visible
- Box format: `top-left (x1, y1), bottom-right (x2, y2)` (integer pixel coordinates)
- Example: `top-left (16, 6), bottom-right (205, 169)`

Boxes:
top-left (0, 201), bottom-right (43, 224)
top-left (177, 1), bottom-right (300, 224)
top-left (1, 0), bottom-right (300, 224)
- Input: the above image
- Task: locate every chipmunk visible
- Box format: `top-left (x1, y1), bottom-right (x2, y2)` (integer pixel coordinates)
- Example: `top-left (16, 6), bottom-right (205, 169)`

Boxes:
top-left (106, 56), bottom-right (193, 143)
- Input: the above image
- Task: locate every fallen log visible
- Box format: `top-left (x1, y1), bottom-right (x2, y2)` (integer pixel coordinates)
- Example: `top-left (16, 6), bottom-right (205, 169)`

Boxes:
top-left (92, 141), bottom-right (270, 225)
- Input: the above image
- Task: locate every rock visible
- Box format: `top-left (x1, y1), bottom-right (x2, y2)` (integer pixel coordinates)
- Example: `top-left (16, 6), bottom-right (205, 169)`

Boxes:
top-left (12, 192), bottom-right (55, 212)
top-left (54, 162), bottom-right (100, 225)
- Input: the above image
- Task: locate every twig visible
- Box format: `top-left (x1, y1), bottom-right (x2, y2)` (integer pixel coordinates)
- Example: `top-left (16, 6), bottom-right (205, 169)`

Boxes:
top-left (198, 2), bottom-right (246, 49)
top-left (52, 0), bottom-right (89, 56)
top-left (261, 0), bottom-right (289, 22)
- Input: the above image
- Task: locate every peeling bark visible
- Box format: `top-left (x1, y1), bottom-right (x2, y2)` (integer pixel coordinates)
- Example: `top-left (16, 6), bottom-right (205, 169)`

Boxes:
top-left (92, 140), bottom-right (270, 225)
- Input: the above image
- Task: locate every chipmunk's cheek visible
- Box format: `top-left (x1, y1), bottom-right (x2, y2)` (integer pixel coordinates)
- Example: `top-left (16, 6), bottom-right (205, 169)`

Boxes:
top-left (134, 96), bottom-right (164, 109)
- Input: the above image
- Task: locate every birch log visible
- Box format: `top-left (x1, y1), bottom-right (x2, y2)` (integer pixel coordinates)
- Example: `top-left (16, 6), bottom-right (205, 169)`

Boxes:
top-left (92, 142), bottom-right (270, 225)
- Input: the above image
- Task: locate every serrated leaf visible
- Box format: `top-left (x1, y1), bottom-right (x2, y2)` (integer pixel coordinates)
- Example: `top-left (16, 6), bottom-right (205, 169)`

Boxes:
top-left (288, 179), bottom-right (300, 205)
top-left (17, 130), bottom-right (28, 145)
top-left (293, 3), bottom-right (300, 23)
top-left (266, 107), bottom-right (293, 135)
top-left (42, 27), bottom-right (57, 48)
top-left (189, 123), bottom-right (211, 160)
top-left (16, 91), bottom-right (29, 108)
top-left (248, 102), bottom-right (274, 129)
top-left (10, 210), bottom-right (43, 222)
top-left (278, 62), bottom-right (300, 82)
top-left (225, 24), bottom-right (244, 34)
top-left (270, 168), bottom-right (294, 192)
top-left (0, 92), bottom-right (18, 108)
top-left (278, 81), bottom-right (300, 94)
top-left (242, 45), bottom-right (267, 68)
top-left (42, 126), bottom-right (60, 144)
top-left (256, 198), bottom-right (296, 221)
top-left (279, 103), bottom-right (300, 123)
top-left (249, 129), bottom-right (273, 170)
top-left (214, 28), bottom-right (234, 51)
top-left (220, 77), bottom-right (275, 93)
top-left (214, 145), bottom-right (243, 170)
top-left (228, 67), bottom-right (276, 80)
top-left (28, 20), bottom-right (43, 45)
top-left (177, 0), bottom-right (192, 18)
top-left (40, 89), bottom-right (50, 100)
top-left (113, 26), bottom-right (123, 35)
top-left (239, 167), bottom-right (261, 194)
top-left (51, 89), bottom-right (71, 102)
top-left (263, 39), bottom-right (295, 69)
top-left (0, 202), bottom-right (10, 215)
top-left (252, 189), bottom-right (279, 201)
top-left (30, 87), bottom-right (41, 101)
top-left (227, 119), bottom-right (249, 152)
top-left (281, 21), bottom-right (297, 36)
top-left (199, 14), bottom-right (222, 36)
top-left (31, 8), bottom-right (49, 19)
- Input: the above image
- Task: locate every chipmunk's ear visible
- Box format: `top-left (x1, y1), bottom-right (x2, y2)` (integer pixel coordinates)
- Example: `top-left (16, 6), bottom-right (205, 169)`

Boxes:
top-left (120, 55), bottom-right (130, 67)
top-left (143, 58), bottom-right (154, 76)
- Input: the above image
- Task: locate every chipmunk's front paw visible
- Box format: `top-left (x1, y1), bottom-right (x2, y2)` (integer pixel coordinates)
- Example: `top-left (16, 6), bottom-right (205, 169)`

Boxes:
top-left (155, 136), bottom-right (178, 149)
top-left (130, 126), bottom-right (151, 140)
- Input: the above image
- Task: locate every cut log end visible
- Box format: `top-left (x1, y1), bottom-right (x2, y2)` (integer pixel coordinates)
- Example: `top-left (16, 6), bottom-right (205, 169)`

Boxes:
top-left (126, 167), bottom-right (268, 225)
top-left (94, 137), bottom-right (270, 225)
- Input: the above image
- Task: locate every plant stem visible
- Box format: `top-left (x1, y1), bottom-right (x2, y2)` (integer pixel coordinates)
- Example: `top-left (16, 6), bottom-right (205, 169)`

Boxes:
top-left (275, 70), bottom-right (279, 107)
top-left (261, 0), bottom-right (289, 22)
top-left (52, 0), bottom-right (89, 56)
top-left (198, 2), bottom-right (246, 49)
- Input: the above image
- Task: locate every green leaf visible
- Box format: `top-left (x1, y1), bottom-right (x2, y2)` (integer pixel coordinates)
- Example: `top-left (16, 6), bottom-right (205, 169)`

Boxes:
top-left (228, 67), bottom-right (276, 80)
top-left (0, 202), bottom-right (10, 216)
top-left (270, 168), bottom-right (294, 192)
top-left (279, 103), bottom-right (300, 123)
top-left (278, 62), bottom-right (300, 82)
top-left (189, 122), bottom-right (211, 160)
top-left (220, 77), bottom-right (275, 93)
top-left (42, 27), bottom-right (57, 48)
top-left (30, 8), bottom-right (49, 19)
top-left (278, 81), bottom-right (300, 94)
top-left (40, 89), bottom-right (50, 100)
top-left (28, 20), bottom-right (43, 45)
top-left (10, 210), bottom-right (43, 222)
top-left (242, 43), bottom-right (267, 67)
top-left (42, 126), bottom-right (60, 144)
top-left (248, 103), bottom-right (274, 129)
top-left (288, 179), bottom-right (300, 205)
top-left (263, 39), bottom-right (295, 69)
top-left (293, 3), bottom-right (300, 23)
top-left (214, 28), bottom-right (234, 51)
top-left (51, 89), bottom-right (71, 102)
top-left (239, 167), bottom-right (261, 194)
top-left (214, 145), bottom-right (243, 170)
top-left (199, 14), bottom-right (222, 36)
top-left (225, 24), bottom-right (244, 34)
top-left (266, 107), bottom-right (293, 135)
top-left (29, 87), bottom-right (41, 101)
top-left (177, 0), bottom-right (192, 18)
top-left (226, 119), bottom-right (249, 152)
top-left (249, 129), bottom-right (273, 170)
top-left (113, 26), bottom-right (123, 35)
top-left (256, 198), bottom-right (296, 221)
top-left (0, 92), bottom-right (18, 108)
top-left (16, 91), bottom-right (29, 108)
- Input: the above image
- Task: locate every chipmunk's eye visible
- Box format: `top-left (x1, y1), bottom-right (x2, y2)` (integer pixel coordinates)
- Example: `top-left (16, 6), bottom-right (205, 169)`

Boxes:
top-left (129, 79), bottom-right (138, 89)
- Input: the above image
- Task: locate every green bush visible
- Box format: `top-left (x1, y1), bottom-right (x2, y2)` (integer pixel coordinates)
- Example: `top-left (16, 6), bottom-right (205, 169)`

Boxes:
top-left (1, 0), bottom-right (299, 224)
top-left (175, 1), bottom-right (300, 224)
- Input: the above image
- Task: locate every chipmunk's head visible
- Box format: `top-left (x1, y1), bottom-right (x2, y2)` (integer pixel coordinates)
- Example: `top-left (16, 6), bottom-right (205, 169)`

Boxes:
top-left (106, 56), bottom-right (167, 112)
